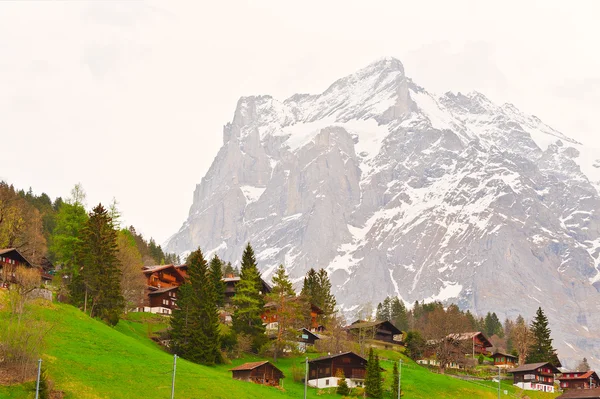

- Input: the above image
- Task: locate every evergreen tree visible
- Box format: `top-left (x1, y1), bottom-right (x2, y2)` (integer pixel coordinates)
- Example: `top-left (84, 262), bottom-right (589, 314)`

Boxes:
top-left (170, 282), bottom-right (193, 357)
top-left (186, 248), bottom-right (222, 365)
top-left (390, 297), bottom-right (408, 331)
top-left (48, 199), bottom-right (88, 275)
top-left (365, 348), bottom-right (383, 398)
top-left (316, 268), bottom-right (336, 318)
top-left (232, 243), bottom-right (266, 351)
top-left (222, 261), bottom-right (235, 277)
top-left (72, 204), bottom-right (124, 325)
top-left (391, 361), bottom-right (399, 399)
top-left (527, 307), bottom-right (560, 366)
top-left (301, 268), bottom-right (318, 300)
top-left (577, 357), bottom-right (591, 372)
top-left (209, 255), bottom-right (225, 307)
top-left (336, 369), bottom-right (350, 395)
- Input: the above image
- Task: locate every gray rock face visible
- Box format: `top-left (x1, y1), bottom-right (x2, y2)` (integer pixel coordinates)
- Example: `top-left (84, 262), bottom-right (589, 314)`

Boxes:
top-left (166, 57), bottom-right (600, 369)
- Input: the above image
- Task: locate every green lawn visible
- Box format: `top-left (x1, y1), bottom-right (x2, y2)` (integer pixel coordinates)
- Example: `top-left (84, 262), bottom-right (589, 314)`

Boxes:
top-left (0, 297), bottom-right (560, 399)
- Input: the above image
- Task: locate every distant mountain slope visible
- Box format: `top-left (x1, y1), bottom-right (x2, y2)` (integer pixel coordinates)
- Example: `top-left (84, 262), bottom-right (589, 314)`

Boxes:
top-left (166, 57), bottom-right (600, 369)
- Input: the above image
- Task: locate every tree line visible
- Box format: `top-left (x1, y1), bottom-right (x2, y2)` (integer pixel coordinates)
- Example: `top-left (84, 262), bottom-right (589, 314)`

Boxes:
top-left (169, 243), bottom-right (337, 365)
top-left (375, 295), bottom-right (562, 373)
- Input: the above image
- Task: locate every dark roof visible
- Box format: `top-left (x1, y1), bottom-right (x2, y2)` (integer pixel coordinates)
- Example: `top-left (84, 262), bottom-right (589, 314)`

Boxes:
top-left (346, 320), bottom-right (402, 335)
top-left (229, 361), bottom-right (284, 376)
top-left (222, 276), bottom-right (272, 292)
top-left (446, 331), bottom-right (492, 348)
top-left (309, 351), bottom-right (366, 363)
top-left (492, 352), bottom-right (517, 359)
top-left (299, 328), bottom-right (320, 340)
top-left (0, 248), bottom-right (33, 267)
top-left (148, 286), bottom-right (178, 295)
top-left (556, 388), bottom-right (600, 399)
top-left (559, 370), bottom-right (599, 381)
top-left (511, 362), bottom-right (560, 374)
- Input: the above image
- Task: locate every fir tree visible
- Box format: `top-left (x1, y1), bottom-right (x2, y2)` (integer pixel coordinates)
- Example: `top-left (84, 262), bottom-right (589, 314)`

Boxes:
top-left (390, 297), bottom-right (408, 331)
top-left (527, 307), bottom-right (560, 366)
top-left (209, 255), bottom-right (225, 307)
top-left (186, 248), bottom-right (222, 365)
top-left (72, 204), bottom-right (124, 325)
top-left (232, 243), bottom-right (266, 351)
top-left (316, 268), bottom-right (336, 318)
top-left (391, 361), bottom-right (399, 399)
top-left (300, 268), bottom-right (318, 301)
top-left (365, 348), bottom-right (383, 398)
top-left (336, 369), bottom-right (350, 395)
top-left (169, 282), bottom-right (193, 357)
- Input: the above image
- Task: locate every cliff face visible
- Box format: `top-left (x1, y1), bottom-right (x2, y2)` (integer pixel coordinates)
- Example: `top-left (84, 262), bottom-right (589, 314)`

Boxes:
top-left (166, 57), bottom-right (600, 368)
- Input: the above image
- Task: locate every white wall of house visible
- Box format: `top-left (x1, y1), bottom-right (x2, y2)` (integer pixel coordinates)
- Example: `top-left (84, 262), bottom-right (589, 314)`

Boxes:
top-left (136, 306), bottom-right (171, 315)
top-left (308, 377), bottom-right (364, 389)
top-left (513, 382), bottom-right (555, 393)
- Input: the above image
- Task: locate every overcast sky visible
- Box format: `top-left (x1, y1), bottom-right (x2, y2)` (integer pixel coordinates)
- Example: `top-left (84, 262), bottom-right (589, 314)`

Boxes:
top-left (1, 0), bottom-right (599, 244)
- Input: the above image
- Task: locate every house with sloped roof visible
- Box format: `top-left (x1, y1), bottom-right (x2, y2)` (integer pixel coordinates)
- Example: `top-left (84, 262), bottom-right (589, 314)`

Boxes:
top-left (230, 361), bottom-right (284, 386)
top-left (556, 388), bottom-right (600, 399)
top-left (0, 248), bottom-right (51, 286)
top-left (308, 352), bottom-right (370, 388)
top-left (558, 370), bottom-right (600, 390)
top-left (346, 320), bottom-right (403, 344)
top-left (492, 352), bottom-right (518, 369)
top-left (511, 362), bottom-right (560, 393)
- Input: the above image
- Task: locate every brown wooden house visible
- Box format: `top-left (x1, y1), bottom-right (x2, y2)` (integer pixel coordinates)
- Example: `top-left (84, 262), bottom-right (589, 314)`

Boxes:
top-left (297, 328), bottom-right (320, 350)
top-left (223, 275), bottom-right (271, 303)
top-left (0, 248), bottom-right (51, 287)
top-left (446, 332), bottom-right (492, 356)
top-left (139, 264), bottom-right (187, 314)
top-left (492, 352), bottom-right (518, 368)
top-left (557, 388), bottom-right (600, 399)
top-left (511, 362), bottom-right (560, 393)
top-left (308, 352), bottom-right (371, 388)
top-left (230, 361), bottom-right (284, 386)
top-left (559, 370), bottom-right (600, 390)
top-left (346, 320), bottom-right (403, 344)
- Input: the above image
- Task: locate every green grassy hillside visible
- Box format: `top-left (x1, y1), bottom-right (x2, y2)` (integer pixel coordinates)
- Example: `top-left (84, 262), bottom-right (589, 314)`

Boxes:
top-left (0, 297), bottom-right (559, 399)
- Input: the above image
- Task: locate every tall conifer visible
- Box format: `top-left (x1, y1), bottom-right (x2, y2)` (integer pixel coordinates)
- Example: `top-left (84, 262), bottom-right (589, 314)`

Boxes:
top-left (209, 255), bottom-right (225, 307)
top-left (186, 248), bottom-right (222, 365)
top-left (527, 307), bottom-right (560, 366)
top-left (72, 204), bottom-right (124, 325)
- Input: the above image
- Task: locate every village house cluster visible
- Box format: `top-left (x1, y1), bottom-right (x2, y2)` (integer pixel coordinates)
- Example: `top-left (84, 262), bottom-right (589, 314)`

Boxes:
top-left (3, 251), bottom-right (598, 396)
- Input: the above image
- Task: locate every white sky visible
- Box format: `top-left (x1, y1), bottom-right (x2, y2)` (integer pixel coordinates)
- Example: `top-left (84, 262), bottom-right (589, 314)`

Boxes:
top-left (1, 0), bottom-right (599, 244)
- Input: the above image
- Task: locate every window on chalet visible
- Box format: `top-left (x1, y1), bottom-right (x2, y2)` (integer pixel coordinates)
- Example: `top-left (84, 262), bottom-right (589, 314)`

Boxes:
top-left (342, 357), bottom-right (351, 364)
top-left (325, 379), bottom-right (329, 386)
top-left (325, 367), bottom-right (330, 374)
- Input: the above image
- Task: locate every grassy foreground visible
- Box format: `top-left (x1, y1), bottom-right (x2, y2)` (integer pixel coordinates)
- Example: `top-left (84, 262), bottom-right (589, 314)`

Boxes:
top-left (0, 296), bottom-right (559, 399)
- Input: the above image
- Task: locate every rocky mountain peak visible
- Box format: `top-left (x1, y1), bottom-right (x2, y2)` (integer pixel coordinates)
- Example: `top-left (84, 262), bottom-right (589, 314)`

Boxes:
top-left (168, 58), bottom-right (600, 369)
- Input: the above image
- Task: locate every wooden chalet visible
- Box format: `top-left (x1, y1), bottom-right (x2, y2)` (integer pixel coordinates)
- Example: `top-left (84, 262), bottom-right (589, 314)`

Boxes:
top-left (346, 320), bottom-right (403, 344)
top-left (297, 328), bottom-right (320, 351)
top-left (511, 362), bottom-right (560, 393)
top-left (138, 264), bottom-right (187, 315)
top-left (446, 331), bottom-right (492, 356)
top-left (492, 352), bottom-right (518, 369)
top-left (230, 361), bottom-right (284, 386)
top-left (308, 352), bottom-right (372, 388)
top-left (557, 388), bottom-right (600, 399)
top-left (559, 370), bottom-right (600, 390)
top-left (262, 301), bottom-right (324, 332)
top-left (223, 275), bottom-right (271, 303)
top-left (0, 248), bottom-right (51, 287)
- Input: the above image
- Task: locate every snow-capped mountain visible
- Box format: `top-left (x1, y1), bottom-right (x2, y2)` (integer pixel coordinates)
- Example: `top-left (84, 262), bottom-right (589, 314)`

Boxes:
top-left (166, 57), bottom-right (600, 368)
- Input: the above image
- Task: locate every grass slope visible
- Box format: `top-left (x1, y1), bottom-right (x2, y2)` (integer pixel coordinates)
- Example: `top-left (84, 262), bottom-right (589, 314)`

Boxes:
top-left (0, 298), bottom-right (559, 399)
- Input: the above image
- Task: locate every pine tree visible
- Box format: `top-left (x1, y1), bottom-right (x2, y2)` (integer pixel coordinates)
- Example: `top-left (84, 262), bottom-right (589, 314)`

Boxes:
top-left (527, 307), bottom-right (560, 366)
top-left (336, 369), bottom-right (350, 395)
top-left (209, 255), bottom-right (225, 307)
top-left (316, 268), bottom-right (336, 318)
top-left (300, 268), bottom-right (318, 301)
top-left (390, 297), bottom-right (408, 331)
top-left (232, 243), bottom-right (266, 351)
top-left (391, 361), bottom-right (399, 399)
top-left (365, 348), bottom-right (383, 398)
top-left (72, 204), bottom-right (124, 325)
top-left (186, 248), bottom-right (222, 365)
top-left (577, 357), bottom-right (591, 372)
top-left (170, 282), bottom-right (193, 357)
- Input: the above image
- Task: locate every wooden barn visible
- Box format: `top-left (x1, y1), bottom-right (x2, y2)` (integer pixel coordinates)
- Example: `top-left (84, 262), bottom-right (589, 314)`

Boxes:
top-left (492, 352), bottom-right (518, 368)
top-left (511, 362), bottom-right (560, 393)
top-left (346, 320), bottom-right (403, 344)
top-left (230, 361), bottom-right (284, 386)
top-left (559, 370), bottom-right (600, 390)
